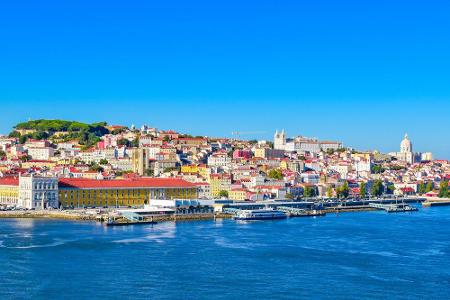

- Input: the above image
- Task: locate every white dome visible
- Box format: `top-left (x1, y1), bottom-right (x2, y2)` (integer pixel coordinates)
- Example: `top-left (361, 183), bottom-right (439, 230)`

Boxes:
top-left (400, 134), bottom-right (412, 153)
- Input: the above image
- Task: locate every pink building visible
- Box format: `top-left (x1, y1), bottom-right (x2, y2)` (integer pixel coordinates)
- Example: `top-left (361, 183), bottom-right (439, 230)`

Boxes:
top-left (233, 149), bottom-right (252, 160)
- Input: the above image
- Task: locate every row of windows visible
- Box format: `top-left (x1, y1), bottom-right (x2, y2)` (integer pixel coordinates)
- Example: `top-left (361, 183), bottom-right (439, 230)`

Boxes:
top-left (20, 182), bottom-right (57, 190)
top-left (63, 198), bottom-right (143, 206)
top-left (34, 192), bottom-right (57, 200)
top-left (59, 189), bottom-right (197, 200)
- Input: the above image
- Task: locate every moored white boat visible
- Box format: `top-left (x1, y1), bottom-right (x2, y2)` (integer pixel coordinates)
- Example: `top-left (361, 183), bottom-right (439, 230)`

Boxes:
top-left (233, 209), bottom-right (287, 221)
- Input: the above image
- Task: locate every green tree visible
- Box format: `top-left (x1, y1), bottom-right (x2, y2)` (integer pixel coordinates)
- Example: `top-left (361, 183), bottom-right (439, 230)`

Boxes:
top-left (19, 135), bottom-right (28, 144)
top-left (163, 166), bottom-right (180, 173)
top-left (268, 169), bottom-right (283, 180)
top-left (285, 193), bottom-right (294, 200)
top-left (438, 180), bottom-right (449, 198)
top-left (371, 164), bottom-right (385, 174)
top-left (386, 184), bottom-right (395, 194)
top-left (303, 186), bottom-right (315, 197)
top-left (144, 169), bottom-right (154, 177)
top-left (360, 182), bottom-right (367, 198)
top-left (342, 181), bottom-right (349, 198)
top-left (0, 150), bottom-right (6, 159)
top-left (20, 155), bottom-right (31, 162)
top-left (371, 179), bottom-right (384, 197)
top-left (8, 131), bottom-right (21, 138)
top-left (418, 182), bottom-right (425, 194)
top-left (117, 138), bottom-right (131, 147)
top-left (326, 186), bottom-right (333, 198)
top-left (130, 137), bottom-right (140, 148)
top-left (425, 182), bottom-right (433, 193)
top-left (89, 163), bottom-right (104, 173)
top-left (99, 159), bottom-right (109, 165)
top-left (219, 190), bottom-right (229, 198)
top-left (32, 131), bottom-right (49, 140)
top-left (111, 128), bottom-right (127, 135)
top-left (336, 182), bottom-right (349, 198)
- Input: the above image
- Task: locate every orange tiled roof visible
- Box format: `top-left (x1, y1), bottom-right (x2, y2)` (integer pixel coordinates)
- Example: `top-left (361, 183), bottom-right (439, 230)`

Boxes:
top-left (58, 177), bottom-right (196, 189)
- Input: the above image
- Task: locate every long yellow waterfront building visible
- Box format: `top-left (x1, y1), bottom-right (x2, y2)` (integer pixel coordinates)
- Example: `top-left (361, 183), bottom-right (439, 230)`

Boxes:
top-left (58, 178), bottom-right (198, 208)
top-left (0, 177), bottom-right (198, 209)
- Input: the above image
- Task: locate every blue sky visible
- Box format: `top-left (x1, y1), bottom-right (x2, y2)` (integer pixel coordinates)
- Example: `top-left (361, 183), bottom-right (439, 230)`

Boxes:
top-left (0, 0), bottom-right (449, 158)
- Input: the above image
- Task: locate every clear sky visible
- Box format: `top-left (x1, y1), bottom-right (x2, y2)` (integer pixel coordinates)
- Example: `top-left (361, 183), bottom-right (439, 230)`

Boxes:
top-left (0, 0), bottom-right (449, 158)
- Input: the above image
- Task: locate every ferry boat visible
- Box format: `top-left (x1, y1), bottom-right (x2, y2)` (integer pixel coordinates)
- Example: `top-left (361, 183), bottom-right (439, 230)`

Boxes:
top-left (234, 209), bottom-right (287, 221)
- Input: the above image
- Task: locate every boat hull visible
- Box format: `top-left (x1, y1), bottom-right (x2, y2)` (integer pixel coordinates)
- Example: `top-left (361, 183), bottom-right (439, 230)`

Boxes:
top-left (105, 221), bottom-right (158, 226)
top-left (234, 215), bottom-right (287, 221)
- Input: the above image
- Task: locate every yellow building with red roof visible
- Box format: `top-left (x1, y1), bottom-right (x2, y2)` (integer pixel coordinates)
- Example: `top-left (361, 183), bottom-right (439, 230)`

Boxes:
top-left (58, 177), bottom-right (198, 208)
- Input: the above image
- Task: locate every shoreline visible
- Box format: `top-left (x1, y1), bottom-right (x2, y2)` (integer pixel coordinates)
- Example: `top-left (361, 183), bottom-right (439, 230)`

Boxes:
top-left (0, 204), bottom-right (413, 223)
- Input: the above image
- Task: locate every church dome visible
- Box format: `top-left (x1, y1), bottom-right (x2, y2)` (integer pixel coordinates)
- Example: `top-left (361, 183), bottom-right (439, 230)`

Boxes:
top-left (400, 134), bottom-right (412, 153)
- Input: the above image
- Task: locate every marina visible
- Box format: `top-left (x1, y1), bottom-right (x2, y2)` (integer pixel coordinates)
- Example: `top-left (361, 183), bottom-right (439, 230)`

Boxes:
top-left (0, 197), bottom-right (428, 224)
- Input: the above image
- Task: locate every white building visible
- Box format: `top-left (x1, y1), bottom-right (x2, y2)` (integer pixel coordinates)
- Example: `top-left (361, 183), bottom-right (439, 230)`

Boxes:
top-left (353, 159), bottom-right (372, 173)
top-left (18, 175), bottom-right (59, 209)
top-left (110, 158), bottom-right (133, 171)
top-left (78, 150), bottom-right (106, 164)
top-left (139, 135), bottom-right (153, 146)
top-left (195, 183), bottom-right (212, 199)
top-left (301, 172), bottom-right (320, 184)
top-left (320, 141), bottom-right (344, 151)
top-left (329, 164), bottom-right (353, 179)
top-left (274, 130), bottom-right (342, 153)
top-left (421, 152), bottom-right (433, 161)
top-left (207, 152), bottom-right (232, 167)
top-left (27, 147), bottom-right (55, 160)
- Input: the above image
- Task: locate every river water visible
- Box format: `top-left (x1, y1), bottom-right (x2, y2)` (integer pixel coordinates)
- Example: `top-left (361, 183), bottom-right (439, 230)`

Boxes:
top-left (1, 206), bottom-right (450, 299)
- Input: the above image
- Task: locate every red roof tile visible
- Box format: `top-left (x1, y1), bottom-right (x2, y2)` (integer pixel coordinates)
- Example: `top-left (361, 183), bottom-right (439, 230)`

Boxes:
top-left (0, 177), bottom-right (19, 186)
top-left (58, 178), bottom-right (196, 189)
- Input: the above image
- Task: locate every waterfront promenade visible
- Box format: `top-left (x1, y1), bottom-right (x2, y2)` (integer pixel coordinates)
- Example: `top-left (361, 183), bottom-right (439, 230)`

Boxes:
top-left (0, 197), bottom-right (424, 224)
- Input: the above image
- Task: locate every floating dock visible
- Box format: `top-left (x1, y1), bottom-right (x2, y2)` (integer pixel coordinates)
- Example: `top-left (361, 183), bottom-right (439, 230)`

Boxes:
top-left (369, 203), bottom-right (418, 213)
top-left (105, 211), bottom-right (158, 226)
top-left (277, 206), bottom-right (326, 217)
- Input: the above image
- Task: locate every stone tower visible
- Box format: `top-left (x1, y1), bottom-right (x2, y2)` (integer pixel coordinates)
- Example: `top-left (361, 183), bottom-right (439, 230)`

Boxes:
top-left (274, 129), bottom-right (286, 150)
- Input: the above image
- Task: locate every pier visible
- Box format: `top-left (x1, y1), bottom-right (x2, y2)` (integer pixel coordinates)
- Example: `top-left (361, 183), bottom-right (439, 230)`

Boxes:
top-left (369, 203), bottom-right (418, 213)
top-left (277, 206), bottom-right (326, 217)
top-left (422, 197), bottom-right (450, 207)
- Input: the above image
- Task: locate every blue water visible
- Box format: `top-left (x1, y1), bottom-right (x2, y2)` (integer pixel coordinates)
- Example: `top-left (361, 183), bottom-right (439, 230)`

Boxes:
top-left (1, 207), bottom-right (450, 300)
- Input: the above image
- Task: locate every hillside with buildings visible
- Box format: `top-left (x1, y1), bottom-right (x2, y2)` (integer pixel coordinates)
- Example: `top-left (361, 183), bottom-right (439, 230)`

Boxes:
top-left (0, 120), bottom-right (448, 210)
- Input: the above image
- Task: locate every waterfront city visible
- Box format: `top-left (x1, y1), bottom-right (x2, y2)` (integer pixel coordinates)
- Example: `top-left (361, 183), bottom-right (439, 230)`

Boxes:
top-left (2, 1), bottom-right (450, 299)
top-left (0, 120), bottom-right (448, 223)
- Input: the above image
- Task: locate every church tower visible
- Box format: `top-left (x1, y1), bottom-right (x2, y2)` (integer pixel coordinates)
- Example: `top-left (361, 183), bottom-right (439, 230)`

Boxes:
top-left (274, 129), bottom-right (286, 150)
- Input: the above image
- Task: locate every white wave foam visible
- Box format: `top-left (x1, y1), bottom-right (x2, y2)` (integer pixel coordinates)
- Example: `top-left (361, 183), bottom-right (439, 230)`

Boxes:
top-left (2, 240), bottom-right (67, 249)
top-left (213, 237), bottom-right (253, 250)
top-left (113, 229), bottom-right (176, 244)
